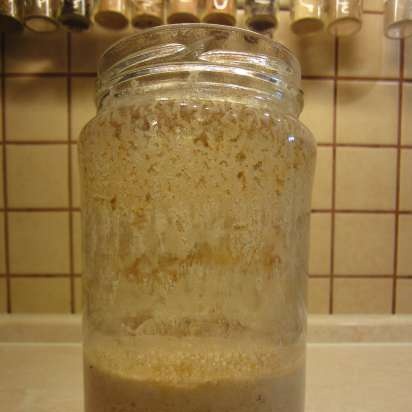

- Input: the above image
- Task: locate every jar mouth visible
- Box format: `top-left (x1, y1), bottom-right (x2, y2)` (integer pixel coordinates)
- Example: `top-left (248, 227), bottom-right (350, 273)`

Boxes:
top-left (97, 23), bottom-right (303, 113)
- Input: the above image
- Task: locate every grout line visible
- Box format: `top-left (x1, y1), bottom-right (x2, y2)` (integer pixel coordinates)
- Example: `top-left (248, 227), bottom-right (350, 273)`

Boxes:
top-left (333, 274), bottom-right (396, 279)
top-left (309, 274), bottom-right (404, 279)
top-left (317, 142), bottom-right (412, 149)
top-left (392, 39), bottom-right (405, 314)
top-left (328, 36), bottom-right (339, 315)
top-left (1, 34), bottom-right (11, 313)
top-left (67, 32), bottom-right (76, 314)
top-left (313, 209), bottom-right (394, 214)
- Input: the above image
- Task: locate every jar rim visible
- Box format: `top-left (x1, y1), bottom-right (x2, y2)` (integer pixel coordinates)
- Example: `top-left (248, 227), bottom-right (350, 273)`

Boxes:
top-left (97, 23), bottom-right (303, 113)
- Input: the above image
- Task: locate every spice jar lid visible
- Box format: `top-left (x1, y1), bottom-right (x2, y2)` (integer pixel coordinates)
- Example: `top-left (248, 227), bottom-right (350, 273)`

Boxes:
top-left (290, 17), bottom-right (324, 35)
top-left (246, 14), bottom-right (277, 31)
top-left (203, 11), bottom-right (236, 25)
top-left (25, 15), bottom-right (60, 32)
top-left (95, 10), bottom-right (129, 29)
top-left (132, 13), bottom-right (163, 27)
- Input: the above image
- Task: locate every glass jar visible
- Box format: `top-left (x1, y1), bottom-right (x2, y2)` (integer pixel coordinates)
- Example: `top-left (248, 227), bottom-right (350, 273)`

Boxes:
top-left (80, 24), bottom-right (316, 412)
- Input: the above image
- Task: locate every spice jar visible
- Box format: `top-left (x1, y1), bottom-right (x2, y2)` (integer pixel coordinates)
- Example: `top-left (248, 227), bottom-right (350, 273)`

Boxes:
top-left (202, 0), bottom-right (237, 25)
top-left (58, 0), bottom-right (92, 31)
top-left (130, 0), bottom-right (164, 28)
top-left (80, 24), bottom-right (316, 412)
top-left (94, 0), bottom-right (129, 30)
top-left (24, 0), bottom-right (60, 32)
top-left (290, 0), bottom-right (326, 35)
top-left (167, 0), bottom-right (199, 23)
top-left (384, 0), bottom-right (412, 39)
top-left (327, 0), bottom-right (363, 36)
top-left (0, 0), bottom-right (24, 32)
top-left (244, 0), bottom-right (278, 32)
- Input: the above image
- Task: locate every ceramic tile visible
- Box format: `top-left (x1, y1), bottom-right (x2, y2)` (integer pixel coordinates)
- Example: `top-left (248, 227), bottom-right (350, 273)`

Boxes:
top-left (0, 213), bottom-right (5, 274)
top-left (336, 147), bottom-right (397, 210)
top-left (404, 36), bottom-right (412, 79)
top-left (312, 147), bottom-right (333, 209)
top-left (276, 11), bottom-right (335, 76)
top-left (334, 278), bottom-right (392, 314)
top-left (71, 77), bottom-right (96, 141)
top-left (309, 213), bottom-right (332, 275)
top-left (402, 84), bottom-right (412, 145)
top-left (397, 215), bottom-right (412, 276)
top-left (301, 80), bottom-right (334, 144)
top-left (396, 279), bottom-right (412, 313)
top-left (400, 149), bottom-right (412, 210)
top-left (71, 24), bottom-right (133, 73)
top-left (5, 30), bottom-right (67, 73)
top-left (7, 145), bottom-right (68, 208)
top-left (0, 278), bottom-right (6, 312)
top-left (334, 213), bottom-right (395, 275)
top-left (8, 212), bottom-right (70, 274)
top-left (6, 77), bottom-right (68, 142)
top-left (363, 0), bottom-right (384, 11)
top-left (336, 81), bottom-right (398, 144)
top-left (74, 277), bottom-right (82, 313)
top-left (73, 212), bottom-right (82, 274)
top-left (308, 278), bottom-right (330, 314)
top-left (72, 145), bottom-right (80, 208)
top-left (338, 14), bottom-right (400, 78)
top-left (10, 278), bottom-right (70, 313)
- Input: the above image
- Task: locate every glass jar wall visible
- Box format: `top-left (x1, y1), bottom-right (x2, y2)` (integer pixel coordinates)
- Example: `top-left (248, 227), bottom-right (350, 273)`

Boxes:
top-left (79, 24), bottom-right (316, 412)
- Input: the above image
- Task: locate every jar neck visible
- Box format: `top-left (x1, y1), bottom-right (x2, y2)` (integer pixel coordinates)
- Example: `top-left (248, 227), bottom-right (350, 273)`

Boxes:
top-left (97, 25), bottom-right (304, 118)
top-left (98, 63), bottom-right (303, 117)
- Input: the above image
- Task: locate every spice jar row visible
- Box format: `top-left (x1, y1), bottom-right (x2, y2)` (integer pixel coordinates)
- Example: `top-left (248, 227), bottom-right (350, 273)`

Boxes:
top-left (0, 0), bottom-right (241, 33)
top-left (1, 0), bottom-right (411, 39)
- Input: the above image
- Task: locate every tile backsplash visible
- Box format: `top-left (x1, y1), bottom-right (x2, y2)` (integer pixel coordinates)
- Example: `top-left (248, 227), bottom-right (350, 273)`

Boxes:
top-left (0, 6), bottom-right (411, 315)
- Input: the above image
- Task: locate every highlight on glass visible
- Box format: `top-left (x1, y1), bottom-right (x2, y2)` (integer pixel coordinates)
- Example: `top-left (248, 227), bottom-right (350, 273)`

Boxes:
top-left (384, 0), bottom-right (412, 39)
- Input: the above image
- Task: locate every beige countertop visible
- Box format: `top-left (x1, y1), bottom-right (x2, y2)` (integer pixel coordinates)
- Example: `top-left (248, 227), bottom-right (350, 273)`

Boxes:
top-left (1, 315), bottom-right (412, 412)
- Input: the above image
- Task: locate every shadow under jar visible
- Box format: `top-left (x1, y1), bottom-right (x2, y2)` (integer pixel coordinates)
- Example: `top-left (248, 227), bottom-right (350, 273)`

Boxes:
top-left (79, 24), bottom-right (316, 412)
